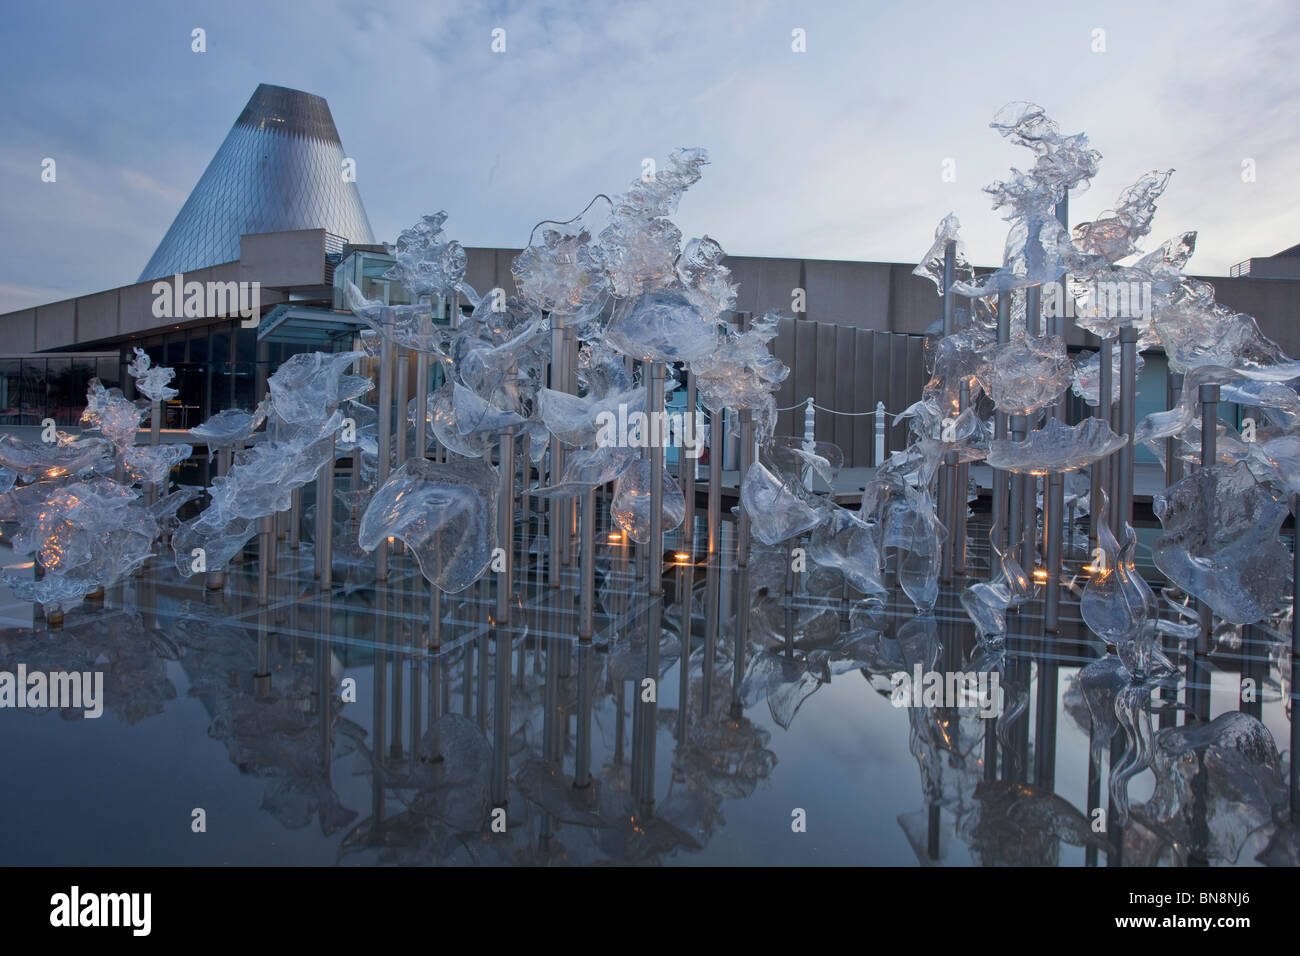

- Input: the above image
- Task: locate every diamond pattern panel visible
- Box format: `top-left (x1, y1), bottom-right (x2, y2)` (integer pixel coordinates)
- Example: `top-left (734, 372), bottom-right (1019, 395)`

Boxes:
top-left (139, 84), bottom-right (375, 281)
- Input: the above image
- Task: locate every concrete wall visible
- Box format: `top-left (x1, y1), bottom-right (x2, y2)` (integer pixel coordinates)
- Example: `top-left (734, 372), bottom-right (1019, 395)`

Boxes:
top-left (463, 246), bottom-right (1297, 347)
top-left (1197, 274), bottom-right (1300, 356)
top-left (34, 299), bottom-right (75, 351)
top-left (240, 229), bottom-right (328, 287)
top-left (1, 237), bottom-right (1292, 365)
top-left (1237, 258), bottom-right (1300, 280)
top-left (0, 232), bottom-right (317, 351)
top-left (463, 248), bottom-right (523, 306)
top-left (3, 309), bottom-right (37, 352)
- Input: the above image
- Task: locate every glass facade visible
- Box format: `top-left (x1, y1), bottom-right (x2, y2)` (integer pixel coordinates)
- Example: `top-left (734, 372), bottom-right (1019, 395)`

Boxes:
top-left (332, 249), bottom-right (415, 308)
top-left (112, 322), bottom-right (271, 427)
top-left (138, 84), bottom-right (374, 282)
top-left (0, 354), bottom-right (120, 426)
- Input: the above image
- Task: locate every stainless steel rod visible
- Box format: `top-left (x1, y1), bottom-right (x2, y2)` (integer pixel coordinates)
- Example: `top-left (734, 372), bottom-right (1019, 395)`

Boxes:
top-left (1091, 334), bottom-right (1113, 550)
top-left (640, 362), bottom-right (666, 811)
top-left (1197, 383), bottom-right (1219, 656)
top-left (375, 335), bottom-right (394, 579)
top-left (939, 241), bottom-right (956, 578)
top-left (1118, 327), bottom-right (1139, 530)
top-left (991, 292), bottom-right (1010, 578)
top-left (1292, 495), bottom-right (1299, 823)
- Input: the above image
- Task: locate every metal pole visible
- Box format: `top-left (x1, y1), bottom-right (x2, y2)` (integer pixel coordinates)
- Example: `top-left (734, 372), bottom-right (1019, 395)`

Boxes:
top-left (702, 403), bottom-right (722, 716)
top-left (206, 446), bottom-right (229, 590)
top-left (1198, 383), bottom-right (1218, 469)
top-left (683, 372), bottom-right (698, 547)
top-left (548, 315), bottom-right (566, 588)
top-left (1044, 405), bottom-right (1064, 613)
top-left (575, 446), bottom-right (595, 788)
top-left (875, 400), bottom-right (886, 465)
top-left (416, 306), bottom-right (432, 461)
top-left (519, 432), bottom-right (531, 604)
top-left (574, 640), bottom-right (593, 788)
top-left (1118, 327), bottom-right (1139, 530)
top-left (321, 434), bottom-right (335, 589)
top-left (939, 241), bottom-right (956, 580)
top-left (955, 391), bottom-right (969, 574)
top-left (991, 292), bottom-right (1010, 579)
top-left (565, 323), bottom-right (580, 566)
top-left (940, 449), bottom-right (955, 581)
top-left (731, 407), bottom-right (754, 716)
top-left (676, 371), bottom-right (698, 738)
top-left (579, 486), bottom-right (596, 640)
top-left (1166, 371), bottom-right (1184, 487)
top-left (1008, 414), bottom-right (1025, 590)
top-left (1042, 204), bottom-right (1068, 630)
top-left (148, 398), bottom-right (162, 506)
top-left (1291, 495), bottom-right (1299, 823)
top-left (395, 346), bottom-right (408, 466)
top-left (497, 427), bottom-right (515, 623)
top-left (1197, 384), bottom-right (1219, 656)
top-left (1020, 420), bottom-right (1036, 575)
top-left (707, 403), bottom-right (721, 555)
top-left (1034, 653), bottom-right (1058, 790)
top-left (258, 513), bottom-right (271, 605)
top-left (491, 622), bottom-right (511, 807)
top-left (289, 487), bottom-right (301, 551)
top-left (375, 334), bottom-right (394, 580)
top-left (1091, 334), bottom-right (1113, 551)
top-left (640, 362), bottom-right (666, 811)
top-left (314, 455), bottom-right (325, 581)
top-left (1022, 284), bottom-right (1042, 578)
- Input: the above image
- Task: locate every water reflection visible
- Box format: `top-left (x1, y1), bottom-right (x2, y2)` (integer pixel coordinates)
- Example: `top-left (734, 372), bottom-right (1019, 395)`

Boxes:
top-left (0, 512), bottom-right (1295, 866)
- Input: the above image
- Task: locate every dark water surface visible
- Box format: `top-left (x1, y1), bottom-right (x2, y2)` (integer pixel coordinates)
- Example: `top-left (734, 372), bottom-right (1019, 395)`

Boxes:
top-left (0, 521), bottom-right (1293, 867)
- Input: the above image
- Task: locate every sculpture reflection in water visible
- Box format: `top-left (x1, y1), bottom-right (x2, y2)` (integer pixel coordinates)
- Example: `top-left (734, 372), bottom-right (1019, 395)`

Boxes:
top-left (0, 111), bottom-right (1297, 866)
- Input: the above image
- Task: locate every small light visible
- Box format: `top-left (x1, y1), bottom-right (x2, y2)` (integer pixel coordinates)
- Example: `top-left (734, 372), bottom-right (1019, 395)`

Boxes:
top-left (607, 533), bottom-right (622, 542)
top-left (674, 552), bottom-right (691, 562)
top-left (1032, 568), bottom-right (1048, 581)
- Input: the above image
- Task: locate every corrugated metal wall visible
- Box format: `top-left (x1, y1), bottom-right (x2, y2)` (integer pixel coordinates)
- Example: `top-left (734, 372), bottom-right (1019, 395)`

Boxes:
top-left (770, 317), bottom-right (928, 467)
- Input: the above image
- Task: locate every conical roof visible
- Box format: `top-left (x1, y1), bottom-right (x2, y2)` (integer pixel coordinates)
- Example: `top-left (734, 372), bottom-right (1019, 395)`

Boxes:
top-left (139, 84), bottom-right (375, 281)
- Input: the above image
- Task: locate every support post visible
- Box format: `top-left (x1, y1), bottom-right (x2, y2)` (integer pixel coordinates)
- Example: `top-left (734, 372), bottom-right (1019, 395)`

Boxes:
top-left (639, 362), bottom-right (666, 812)
top-left (939, 241), bottom-right (956, 580)
top-left (991, 292), bottom-right (1011, 579)
top-left (802, 397), bottom-right (816, 491)
top-left (1291, 494), bottom-right (1299, 823)
top-left (415, 306), bottom-right (432, 461)
top-left (731, 405), bottom-right (754, 717)
top-left (548, 315), bottom-right (566, 588)
top-left (1118, 327), bottom-right (1139, 530)
top-left (875, 400), bottom-right (886, 465)
top-left (702, 402), bottom-right (722, 716)
top-left (258, 513), bottom-right (271, 606)
top-left (1091, 334), bottom-right (1114, 551)
top-left (375, 333), bottom-right (394, 579)
top-left (1197, 383), bottom-right (1219, 655)
top-left (320, 434), bottom-right (335, 590)
top-left (1166, 371), bottom-right (1184, 486)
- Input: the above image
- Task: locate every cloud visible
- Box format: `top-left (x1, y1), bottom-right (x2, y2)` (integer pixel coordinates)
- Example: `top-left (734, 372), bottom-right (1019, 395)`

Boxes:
top-left (0, 282), bottom-right (79, 311)
top-left (0, 0), bottom-right (1295, 315)
top-left (120, 168), bottom-right (187, 205)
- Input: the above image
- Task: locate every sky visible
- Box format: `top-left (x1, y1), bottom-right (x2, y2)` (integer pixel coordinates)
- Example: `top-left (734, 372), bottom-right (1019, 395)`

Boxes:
top-left (1, 0), bottom-right (1297, 314)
